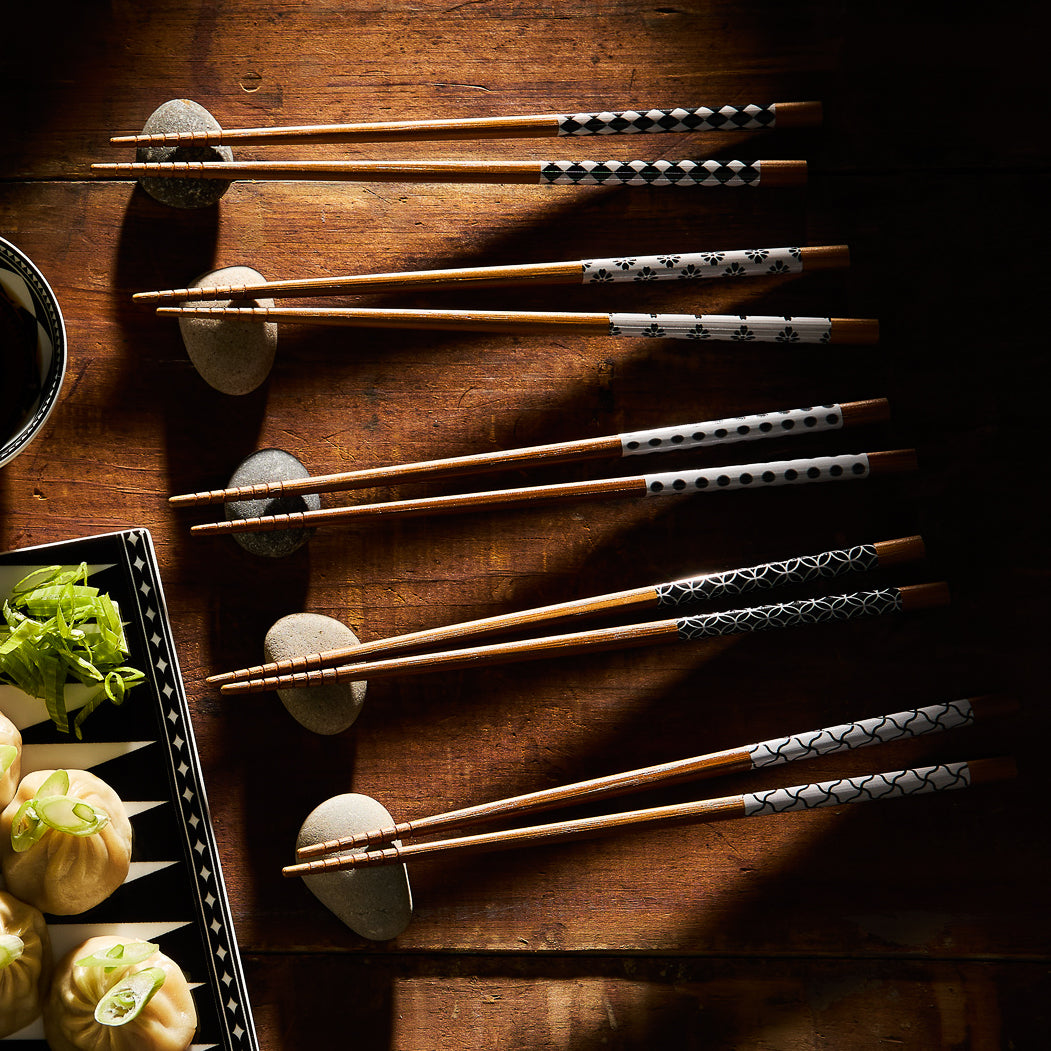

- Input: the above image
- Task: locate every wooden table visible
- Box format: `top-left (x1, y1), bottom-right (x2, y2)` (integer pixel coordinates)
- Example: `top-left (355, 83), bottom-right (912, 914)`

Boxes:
top-left (2, 2), bottom-right (1046, 1047)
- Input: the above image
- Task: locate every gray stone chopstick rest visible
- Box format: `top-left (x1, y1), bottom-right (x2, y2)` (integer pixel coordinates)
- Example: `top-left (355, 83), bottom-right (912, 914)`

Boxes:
top-left (297, 793), bottom-right (413, 941)
top-left (137, 98), bottom-right (233, 208)
top-left (264, 612), bottom-right (368, 734)
top-left (225, 448), bottom-right (319, 557)
top-left (178, 266), bottom-right (278, 395)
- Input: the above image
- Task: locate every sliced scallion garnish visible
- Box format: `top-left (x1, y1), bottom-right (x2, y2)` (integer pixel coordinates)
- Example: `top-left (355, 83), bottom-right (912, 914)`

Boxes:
top-left (0, 935), bottom-right (24, 969)
top-left (94, 967), bottom-right (166, 1026)
top-left (0, 564), bottom-right (146, 737)
top-left (0, 744), bottom-right (17, 777)
top-left (33, 794), bottom-right (110, 836)
top-left (10, 799), bottom-right (45, 853)
top-left (76, 941), bottom-right (159, 971)
top-left (36, 769), bottom-right (70, 797)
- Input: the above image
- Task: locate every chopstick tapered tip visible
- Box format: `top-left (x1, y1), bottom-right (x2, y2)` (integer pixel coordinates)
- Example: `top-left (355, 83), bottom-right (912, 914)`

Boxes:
top-left (206, 670), bottom-right (238, 686)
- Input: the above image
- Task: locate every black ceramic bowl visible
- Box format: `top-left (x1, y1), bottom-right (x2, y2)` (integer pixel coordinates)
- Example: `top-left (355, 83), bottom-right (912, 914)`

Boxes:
top-left (0, 235), bottom-right (67, 468)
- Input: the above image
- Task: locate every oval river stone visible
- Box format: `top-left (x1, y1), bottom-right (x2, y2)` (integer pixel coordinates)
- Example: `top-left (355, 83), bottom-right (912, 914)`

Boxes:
top-left (178, 266), bottom-right (278, 396)
top-left (137, 98), bottom-right (233, 208)
top-left (264, 612), bottom-right (368, 734)
top-left (224, 448), bottom-right (320, 558)
top-left (296, 793), bottom-right (413, 941)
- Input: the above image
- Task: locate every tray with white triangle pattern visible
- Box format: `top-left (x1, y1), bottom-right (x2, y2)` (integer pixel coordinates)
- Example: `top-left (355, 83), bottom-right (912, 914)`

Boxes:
top-left (0, 529), bottom-right (258, 1050)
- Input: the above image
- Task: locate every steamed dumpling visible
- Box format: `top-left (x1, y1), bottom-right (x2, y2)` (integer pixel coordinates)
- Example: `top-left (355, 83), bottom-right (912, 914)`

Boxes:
top-left (44, 935), bottom-right (197, 1051)
top-left (0, 891), bottom-right (51, 1037)
top-left (0, 713), bottom-right (20, 809)
top-left (0, 769), bottom-right (132, 915)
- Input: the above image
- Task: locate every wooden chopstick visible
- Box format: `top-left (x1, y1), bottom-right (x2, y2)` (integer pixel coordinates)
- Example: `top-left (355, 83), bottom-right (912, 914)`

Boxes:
top-left (294, 694), bottom-right (1012, 859)
top-left (282, 756), bottom-right (1015, 874)
top-left (134, 244), bottom-right (848, 304)
top-left (91, 158), bottom-right (807, 186)
top-left (190, 448), bottom-right (915, 538)
top-left (155, 306), bottom-right (877, 344)
top-left (210, 534), bottom-right (924, 687)
top-left (111, 102), bottom-right (823, 146)
top-left (173, 398), bottom-right (887, 508)
top-left (223, 581), bottom-right (949, 696)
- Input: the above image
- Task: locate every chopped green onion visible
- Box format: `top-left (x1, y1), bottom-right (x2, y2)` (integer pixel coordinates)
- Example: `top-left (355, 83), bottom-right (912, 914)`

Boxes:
top-left (33, 794), bottom-right (110, 836)
top-left (10, 799), bottom-right (45, 852)
top-left (76, 941), bottom-right (159, 971)
top-left (0, 564), bottom-right (146, 737)
top-left (0, 935), bottom-right (24, 969)
top-left (10, 771), bottom-right (111, 850)
top-left (94, 967), bottom-right (166, 1026)
top-left (36, 769), bottom-right (70, 797)
top-left (0, 744), bottom-right (17, 777)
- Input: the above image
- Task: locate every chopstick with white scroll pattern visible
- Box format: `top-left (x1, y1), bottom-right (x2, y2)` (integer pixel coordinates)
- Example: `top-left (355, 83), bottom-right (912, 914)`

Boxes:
top-left (154, 305), bottom-right (874, 344)
top-left (134, 245), bottom-right (847, 304)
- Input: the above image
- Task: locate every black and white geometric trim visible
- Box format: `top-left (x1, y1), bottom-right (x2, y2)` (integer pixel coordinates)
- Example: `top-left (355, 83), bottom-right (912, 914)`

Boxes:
top-left (655, 542), bottom-right (878, 608)
top-left (742, 762), bottom-right (972, 817)
top-left (748, 700), bottom-right (976, 769)
top-left (674, 586), bottom-right (904, 642)
top-left (540, 159), bottom-right (761, 186)
top-left (583, 246), bottom-right (802, 283)
top-left (643, 453), bottom-right (870, 497)
top-left (622, 403), bottom-right (842, 458)
top-left (119, 529), bottom-right (259, 1050)
top-left (557, 104), bottom-right (777, 135)
top-left (609, 312), bottom-right (831, 342)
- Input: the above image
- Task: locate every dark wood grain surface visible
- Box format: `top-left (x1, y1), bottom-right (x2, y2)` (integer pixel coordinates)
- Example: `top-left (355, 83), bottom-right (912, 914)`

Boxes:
top-left (2, 2), bottom-right (1046, 1047)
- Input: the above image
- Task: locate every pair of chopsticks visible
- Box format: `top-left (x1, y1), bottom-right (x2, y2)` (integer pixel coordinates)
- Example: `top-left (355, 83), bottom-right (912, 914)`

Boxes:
top-left (133, 244), bottom-right (849, 304)
top-left (218, 537), bottom-right (939, 696)
top-left (96, 101), bottom-right (819, 186)
top-left (283, 694), bottom-right (1016, 875)
top-left (212, 534), bottom-right (925, 688)
top-left (174, 399), bottom-right (903, 537)
top-left (174, 398), bottom-right (889, 508)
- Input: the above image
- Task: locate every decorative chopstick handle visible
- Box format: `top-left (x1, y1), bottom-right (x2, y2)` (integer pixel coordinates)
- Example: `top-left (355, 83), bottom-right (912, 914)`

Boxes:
top-left (556, 103), bottom-right (804, 135)
top-left (748, 699), bottom-right (977, 769)
top-left (643, 451), bottom-right (873, 497)
top-left (743, 760), bottom-right (986, 815)
top-left (540, 159), bottom-right (769, 186)
top-left (657, 540), bottom-right (882, 607)
top-left (585, 246), bottom-right (806, 283)
top-left (675, 584), bottom-right (910, 641)
top-left (609, 312), bottom-right (849, 343)
top-left (620, 401), bottom-right (873, 458)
